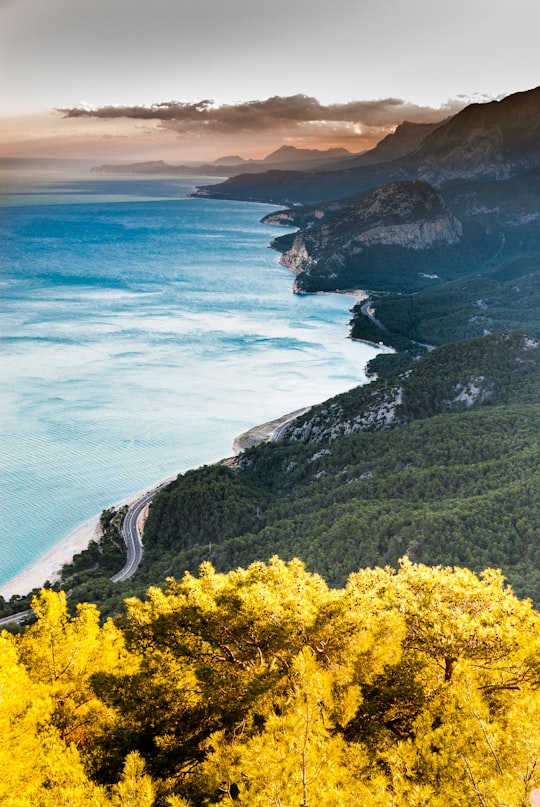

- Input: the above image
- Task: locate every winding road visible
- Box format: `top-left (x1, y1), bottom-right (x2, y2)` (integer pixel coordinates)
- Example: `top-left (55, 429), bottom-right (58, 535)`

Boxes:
top-left (111, 486), bottom-right (163, 583)
top-left (360, 300), bottom-right (387, 331)
top-left (1, 485), bottom-right (163, 624)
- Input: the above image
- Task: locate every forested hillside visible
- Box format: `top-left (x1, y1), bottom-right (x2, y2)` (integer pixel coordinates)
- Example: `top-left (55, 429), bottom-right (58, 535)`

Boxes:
top-left (139, 333), bottom-right (540, 603)
top-left (2, 562), bottom-right (540, 805)
top-left (30, 332), bottom-right (537, 618)
top-left (351, 261), bottom-right (540, 369)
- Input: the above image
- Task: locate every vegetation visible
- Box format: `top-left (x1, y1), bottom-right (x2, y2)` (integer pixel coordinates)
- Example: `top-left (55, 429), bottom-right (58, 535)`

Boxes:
top-left (3, 88), bottom-right (539, 803)
top-left (30, 332), bottom-right (538, 619)
top-left (351, 264), bottom-right (540, 371)
top-left (2, 563), bottom-right (540, 805)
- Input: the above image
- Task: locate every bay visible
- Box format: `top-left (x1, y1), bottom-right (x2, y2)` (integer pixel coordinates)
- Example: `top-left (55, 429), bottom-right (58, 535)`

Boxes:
top-left (0, 162), bottom-right (381, 588)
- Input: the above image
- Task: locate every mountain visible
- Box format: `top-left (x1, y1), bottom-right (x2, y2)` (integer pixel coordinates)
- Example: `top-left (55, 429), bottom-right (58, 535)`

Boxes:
top-left (91, 160), bottom-right (187, 174)
top-left (335, 119), bottom-right (447, 168)
top-left (195, 87), bottom-right (540, 204)
top-left (211, 154), bottom-right (249, 165)
top-left (269, 163), bottom-right (540, 299)
top-left (412, 87), bottom-right (540, 184)
top-left (263, 145), bottom-right (352, 164)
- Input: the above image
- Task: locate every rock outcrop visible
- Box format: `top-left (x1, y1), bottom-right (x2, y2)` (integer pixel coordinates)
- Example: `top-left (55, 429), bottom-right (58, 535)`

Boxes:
top-left (277, 332), bottom-right (540, 444)
top-left (280, 181), bottom-right (463, 290)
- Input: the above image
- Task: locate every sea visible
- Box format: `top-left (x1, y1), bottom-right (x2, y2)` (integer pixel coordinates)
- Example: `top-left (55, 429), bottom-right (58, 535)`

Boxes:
top-left (0, 159), bottom-right (381, 590)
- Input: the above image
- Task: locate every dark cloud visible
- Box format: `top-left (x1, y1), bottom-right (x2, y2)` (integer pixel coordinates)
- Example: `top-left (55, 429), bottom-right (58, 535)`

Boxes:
top-left (57, 94), bottom-right (464, 136)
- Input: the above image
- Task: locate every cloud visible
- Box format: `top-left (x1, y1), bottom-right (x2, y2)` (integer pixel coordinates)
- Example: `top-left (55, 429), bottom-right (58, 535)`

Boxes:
top-left (57, 94), bottom-right (465, 137)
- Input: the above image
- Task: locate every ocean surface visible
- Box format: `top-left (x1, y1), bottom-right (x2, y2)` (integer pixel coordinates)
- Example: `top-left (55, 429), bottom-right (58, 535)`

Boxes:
top-left (0, 160), bottom-right (381, 589)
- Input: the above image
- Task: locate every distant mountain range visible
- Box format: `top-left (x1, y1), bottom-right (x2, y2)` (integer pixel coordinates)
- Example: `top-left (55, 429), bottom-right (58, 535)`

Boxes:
top-left (91, 145), bottom-right (355, 177)
top-left (218, 87), bottom-right (539, 323)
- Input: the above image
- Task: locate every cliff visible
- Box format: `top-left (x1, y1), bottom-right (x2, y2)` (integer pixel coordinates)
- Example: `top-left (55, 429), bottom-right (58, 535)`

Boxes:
top-left (277, 331), bottom-right (539, 443)
top-left (280, 181), bottom-right (463, 292)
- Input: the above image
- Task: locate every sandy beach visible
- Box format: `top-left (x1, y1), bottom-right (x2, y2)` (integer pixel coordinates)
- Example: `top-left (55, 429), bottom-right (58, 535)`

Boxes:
top-left (0, 409), bottom-right (308, 600)
top-left (0, 484), bottom-right (166, 600)
top-left (0, 513), bottom-right (102, 599)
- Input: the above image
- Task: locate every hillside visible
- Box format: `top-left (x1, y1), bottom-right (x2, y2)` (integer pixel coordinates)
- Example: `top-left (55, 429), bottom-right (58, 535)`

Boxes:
top-left (33, 332), bottom-right (538, 618)
top-left (139, 335), bottom-right (539, 605)
top-left (195, 87), bottom-right (540, 204)
top-left (281, 179), bottom-right (540, 298)
top-left (351, 260), bottom-right (540, 369)
top-left (281, 180), bottom-right (466, 293)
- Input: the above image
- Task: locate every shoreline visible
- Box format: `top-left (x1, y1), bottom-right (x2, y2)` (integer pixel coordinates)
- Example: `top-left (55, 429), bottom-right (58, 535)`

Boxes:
top-left (0, 277), bottom-right (382, 601)
top-left (0, 513), bottom-right (102, 599)
top-left (0, 409), bottom-right (310, 600)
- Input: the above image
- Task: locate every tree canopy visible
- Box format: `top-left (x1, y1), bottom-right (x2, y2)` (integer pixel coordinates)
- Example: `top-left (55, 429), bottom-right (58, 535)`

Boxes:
top-left (2, 560), bottom-right (540, 805)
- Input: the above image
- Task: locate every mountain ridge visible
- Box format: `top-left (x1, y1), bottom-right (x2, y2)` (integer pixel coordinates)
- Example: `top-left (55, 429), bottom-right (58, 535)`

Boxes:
top-left (195, 87), bottom-right (540, 204)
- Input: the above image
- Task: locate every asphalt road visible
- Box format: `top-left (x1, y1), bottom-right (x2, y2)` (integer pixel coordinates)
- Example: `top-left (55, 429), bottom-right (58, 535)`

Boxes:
top-left (111, 488), bottom-right (157, 583)
top-left (0, 610), bottom-right (31, 627)
top-left (360, 300), bottom-right (387, 331)
top-left (0, 485), bottom-right (165, 624)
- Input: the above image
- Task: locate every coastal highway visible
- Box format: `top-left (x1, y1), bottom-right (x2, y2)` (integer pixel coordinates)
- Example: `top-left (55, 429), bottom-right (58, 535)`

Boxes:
top-left (0, 610), bottom-right (31, 627)
top-left (360, 300), bottom-right (387, 332)
top-left (111, 486), bottom-right (162, 583)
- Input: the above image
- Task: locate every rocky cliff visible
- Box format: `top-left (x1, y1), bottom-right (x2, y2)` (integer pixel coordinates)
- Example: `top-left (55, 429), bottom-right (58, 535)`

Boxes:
top-left (277, 332), bottom-right (540, 444)
top-left (280, 181), bottom-right (463, 291)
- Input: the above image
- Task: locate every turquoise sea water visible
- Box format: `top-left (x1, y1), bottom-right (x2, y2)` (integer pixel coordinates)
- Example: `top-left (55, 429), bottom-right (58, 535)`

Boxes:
top-left (0, 161), bottom-right (381, 588)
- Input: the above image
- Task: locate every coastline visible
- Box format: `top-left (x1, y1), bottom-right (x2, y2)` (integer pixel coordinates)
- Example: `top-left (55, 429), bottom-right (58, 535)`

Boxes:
top-left (232, 407), bottom-right (310, 453)
top-left (0, 483), bottom-right (172, 600)
top-left (0, 513), bottom-right (102, 599)
top-left (0, 409), bottom-right (309, 600)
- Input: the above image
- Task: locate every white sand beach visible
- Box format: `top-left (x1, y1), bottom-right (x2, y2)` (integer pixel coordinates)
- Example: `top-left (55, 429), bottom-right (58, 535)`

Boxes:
top-left (0, 513), bottom-right (102, 599)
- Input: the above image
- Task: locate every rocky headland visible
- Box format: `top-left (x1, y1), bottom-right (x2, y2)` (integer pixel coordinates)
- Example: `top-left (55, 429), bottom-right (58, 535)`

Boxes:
top-left (279, 180), bottom-right (463, 292)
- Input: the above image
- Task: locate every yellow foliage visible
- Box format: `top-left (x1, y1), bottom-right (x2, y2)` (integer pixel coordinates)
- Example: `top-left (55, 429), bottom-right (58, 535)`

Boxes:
top-left (18, 589), bottom-right (137, 749)
top-left (2, 561), bottom-right (539, 806)
top-left (0, 631), bottom-right (107, 806)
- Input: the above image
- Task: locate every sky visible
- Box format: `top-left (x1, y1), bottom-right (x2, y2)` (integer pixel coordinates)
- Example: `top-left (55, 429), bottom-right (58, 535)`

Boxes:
top-left (1, 0), bottom-right (539, 162)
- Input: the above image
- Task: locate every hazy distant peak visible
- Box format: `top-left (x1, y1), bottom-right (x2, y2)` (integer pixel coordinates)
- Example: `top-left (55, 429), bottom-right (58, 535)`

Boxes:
top-left (211, 155), bottom-right (250, 165)
top-left (263, 145), bottom-right (351, 163)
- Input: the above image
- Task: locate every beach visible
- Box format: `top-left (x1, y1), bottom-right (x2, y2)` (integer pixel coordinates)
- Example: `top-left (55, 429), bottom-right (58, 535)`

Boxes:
top-left (0, 483), bottom-right (167, 600)
top-left (0, 513), bottom-right (102, 599)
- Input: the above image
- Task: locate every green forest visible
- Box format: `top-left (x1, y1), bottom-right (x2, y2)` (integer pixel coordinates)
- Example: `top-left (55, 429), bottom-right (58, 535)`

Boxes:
top-left (350, 260), bottom-right (540, 374)
top-left (2, 331), bottom-right (534, 623)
